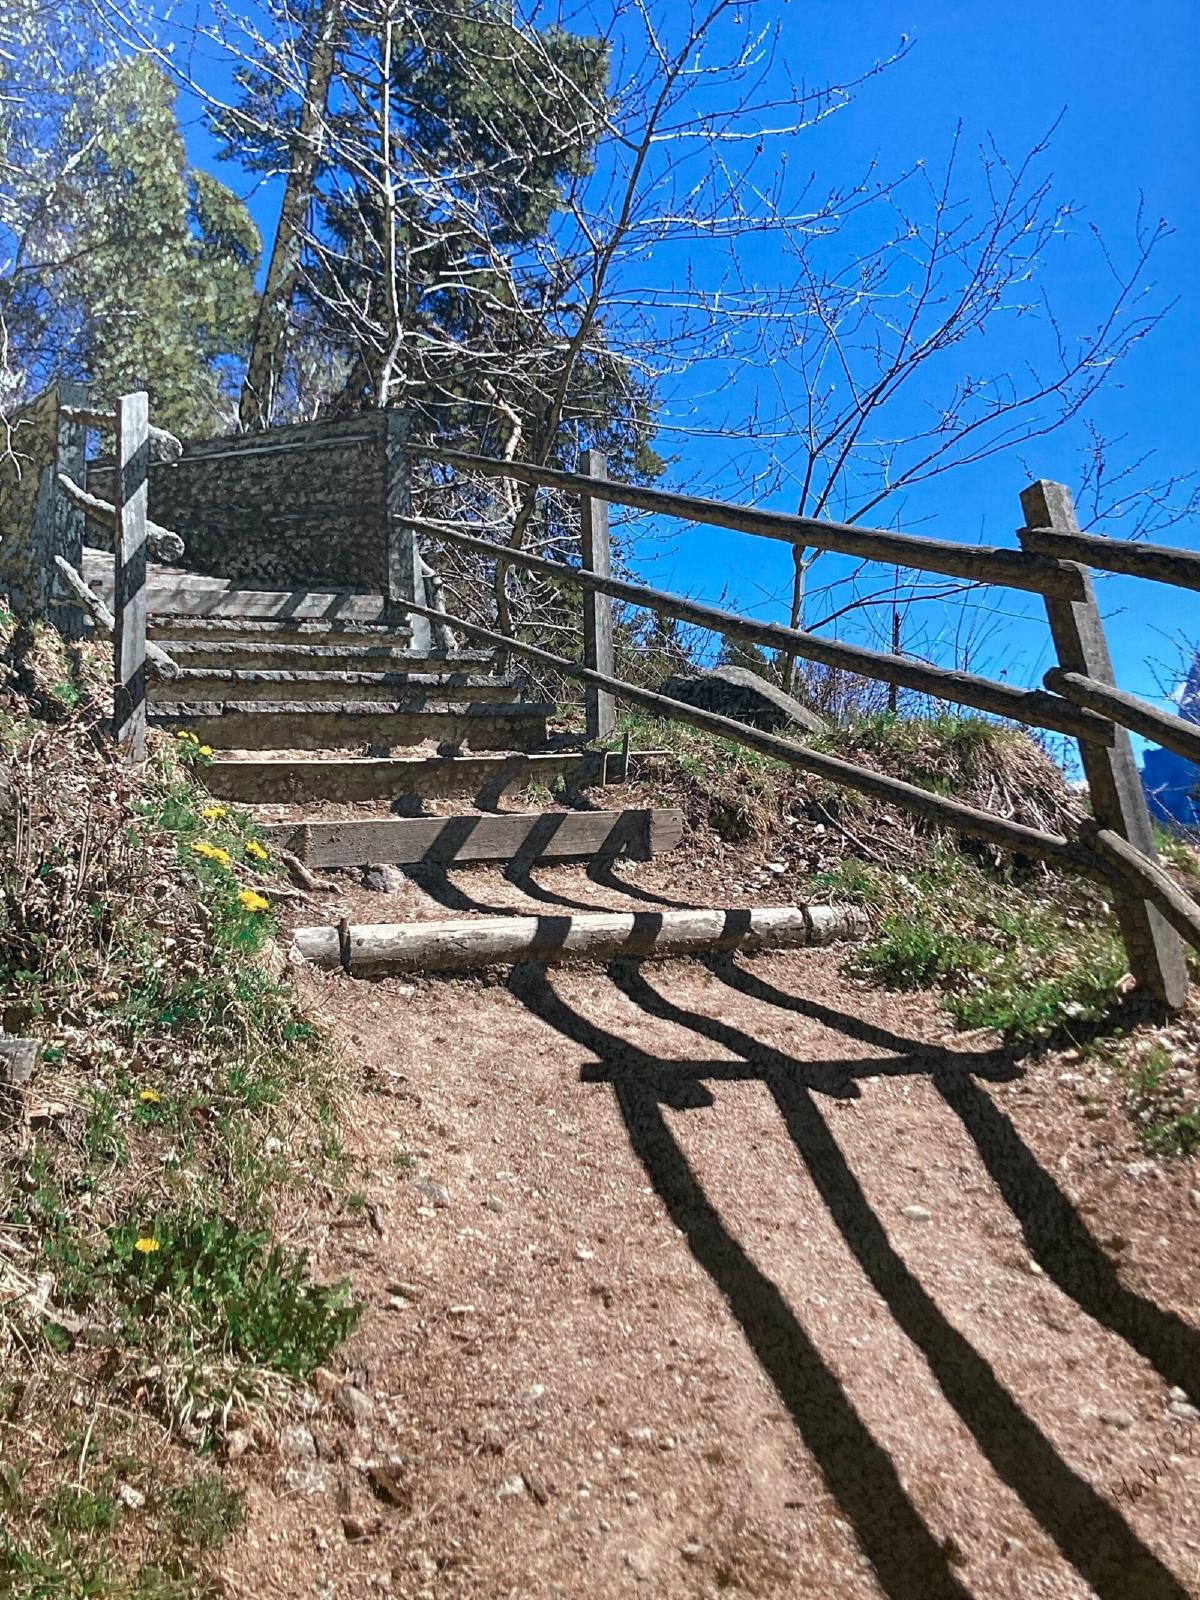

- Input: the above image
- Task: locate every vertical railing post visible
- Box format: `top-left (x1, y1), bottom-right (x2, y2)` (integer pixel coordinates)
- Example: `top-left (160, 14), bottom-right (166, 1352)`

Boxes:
top-left (383, 409), bottom-right (427, 652)
top-left (53, 379), bottom-right (91, 640)
top-left (1019, 479), bottom-right (1188, 1008)
top-left (113, 391), bottom-right (149, 763)
top-left (580, 448), bottom-right (615, 743)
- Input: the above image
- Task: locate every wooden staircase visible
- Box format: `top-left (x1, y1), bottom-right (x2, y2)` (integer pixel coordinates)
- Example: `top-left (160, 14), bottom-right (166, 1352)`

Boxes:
top-left (83, 548), bottom-right (681, 877)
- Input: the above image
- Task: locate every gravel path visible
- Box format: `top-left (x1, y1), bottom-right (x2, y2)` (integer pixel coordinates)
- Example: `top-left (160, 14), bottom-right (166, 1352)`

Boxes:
top-left (221, 865), bottom-right (1200, 1600)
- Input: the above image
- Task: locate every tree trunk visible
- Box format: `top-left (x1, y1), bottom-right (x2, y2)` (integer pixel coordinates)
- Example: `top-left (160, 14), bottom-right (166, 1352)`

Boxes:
top-left (238, 0), bottom-right (344, 431)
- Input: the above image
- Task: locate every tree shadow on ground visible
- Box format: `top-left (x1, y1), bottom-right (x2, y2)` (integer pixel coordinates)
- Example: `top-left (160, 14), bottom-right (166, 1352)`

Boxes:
top-left (505, 958), bottom-right (1193, 1600)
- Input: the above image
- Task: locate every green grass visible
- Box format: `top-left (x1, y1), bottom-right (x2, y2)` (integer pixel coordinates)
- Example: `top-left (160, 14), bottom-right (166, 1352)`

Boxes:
top-left (811, 848), bottom-right (1130, 1038)
top-left (0, 623), bottom-right (360, 1596)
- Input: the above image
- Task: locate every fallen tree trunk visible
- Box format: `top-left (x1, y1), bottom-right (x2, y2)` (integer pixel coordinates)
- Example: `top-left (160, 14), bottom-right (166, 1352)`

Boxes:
top-left (51, 556), bottom-right (181, 681)
top-left (292, 903), bottom-right (868, 976)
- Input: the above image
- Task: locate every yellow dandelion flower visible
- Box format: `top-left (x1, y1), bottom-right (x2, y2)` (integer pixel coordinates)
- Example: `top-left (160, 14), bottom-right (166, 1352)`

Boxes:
top-left (244, 839), bottom-right (269, 861)
top-left (175, 730), bottom-right (199, 743)
top-left (198, 745), bottom-right (214, 757)
top-left (190, 840), bottom-right (231, 867)
top-left (134, 1237), bottom-right (160, 1254)
top-left (138, 1089), bottom-right (161, 1104)
top-left (238, 889), bottom-right (270, 914)
top-left (200, 804), bottom-right (227, 821)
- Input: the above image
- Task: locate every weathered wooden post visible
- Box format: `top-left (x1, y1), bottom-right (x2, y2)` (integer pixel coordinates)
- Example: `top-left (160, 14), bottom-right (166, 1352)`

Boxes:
top-left (580, 448), bottom-right (616, 743)
top-left (383, 409), bottom-right (428, 651)
top-left (53, 380), bottom-right (91, 640)
top-left (113, 391), bottom-right (149, 763)
top-left (1019, 480), bottom-right (1188, 1008)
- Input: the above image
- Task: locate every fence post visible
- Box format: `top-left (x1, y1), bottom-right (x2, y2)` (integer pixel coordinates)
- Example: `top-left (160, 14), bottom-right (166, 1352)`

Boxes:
top-left (113, 391), bottom-right (149, 763)
top-left (383, 409), bottom-right (428, 651)
top-left (53, 380), bottom-right (91, 640)
top-left (580, 448), bottom-right (616, 743)
top-left (1019, 479), bottom-right (1188, 1009)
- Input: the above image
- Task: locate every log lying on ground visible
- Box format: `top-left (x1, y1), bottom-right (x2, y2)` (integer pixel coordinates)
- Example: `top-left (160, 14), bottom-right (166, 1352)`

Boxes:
top-left (52, 556), bottom-right (181, 681)
top-left (292, 903), bottom-right (869, 976)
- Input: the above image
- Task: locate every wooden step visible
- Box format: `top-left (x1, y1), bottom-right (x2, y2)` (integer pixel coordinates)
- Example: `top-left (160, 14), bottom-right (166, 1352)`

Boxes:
top-left (150, 668), bottom-right (518, 705)
top-left (151, 700), bottom-right (552, 752)
top-left (156, 640), bottom-right (491, 672)
top-left (259, 808), bottom-right (684, 868)
top-left (149, 616), bottom-right (410, 645)
top-left (202, 750), bottom-right (668, 804)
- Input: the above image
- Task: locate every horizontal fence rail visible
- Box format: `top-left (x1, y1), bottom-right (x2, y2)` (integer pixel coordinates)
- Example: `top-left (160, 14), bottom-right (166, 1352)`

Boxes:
top-left (400, 515), bottom-right (1116, 746)
top-left (1045, 670), bottom-right (1200, 768)
top-left (398, 593), bottom-right (1091, 871)
top-left (1021, 524), bottom-right (1200, 594)
top-left (414, 446), bottom-right (1086, 599)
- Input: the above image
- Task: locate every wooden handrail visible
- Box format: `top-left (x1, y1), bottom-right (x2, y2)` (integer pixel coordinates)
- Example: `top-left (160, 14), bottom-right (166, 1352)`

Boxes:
top-left (408, 517), bottom-right (1115, 746)
top-left (1022, 525), bottom-right (1200, 593)
top-left (413, 446), bottom-right (1085, 599)
top-left (398, 593), bottom-right (1095, 874)
top-left (1084, 826), bottom-right (1200, 956)
top-left (59, 404), bottom-right (183, 461)
top-left (1046, 669), bottom-right (1200, 768)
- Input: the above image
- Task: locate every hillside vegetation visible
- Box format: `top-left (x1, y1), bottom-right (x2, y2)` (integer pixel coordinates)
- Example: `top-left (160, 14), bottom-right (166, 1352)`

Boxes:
top-left (0, 616), bottom-right (359, 1596)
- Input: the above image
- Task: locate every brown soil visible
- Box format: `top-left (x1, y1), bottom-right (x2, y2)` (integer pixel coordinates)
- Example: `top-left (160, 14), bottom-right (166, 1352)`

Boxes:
top-left (217, 863), bottom-right (1200, 1600)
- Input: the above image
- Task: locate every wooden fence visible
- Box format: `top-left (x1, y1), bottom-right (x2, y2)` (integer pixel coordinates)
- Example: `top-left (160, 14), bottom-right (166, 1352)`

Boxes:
top-left (403, 443), bottom-right (1200, 1011)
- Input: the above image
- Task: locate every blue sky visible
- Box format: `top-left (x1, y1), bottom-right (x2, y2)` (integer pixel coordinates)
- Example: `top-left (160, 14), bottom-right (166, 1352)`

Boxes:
top-left (165, 0), bottom-right (1198, 739)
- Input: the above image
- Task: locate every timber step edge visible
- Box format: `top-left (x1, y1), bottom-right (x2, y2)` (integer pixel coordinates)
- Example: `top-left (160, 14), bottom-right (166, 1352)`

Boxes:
top-left (200, 749), bottom-right (672, 803)
top-left (150, 700), bottom-right (553, 752)
top-left (259, 807), bottom-right (684, 868)
top-left (157, 641), bottom-right (493, 671)
top-left (148, 617), bottom-right (413, 643)
top-left (149, 668), bottom-right (519, 704)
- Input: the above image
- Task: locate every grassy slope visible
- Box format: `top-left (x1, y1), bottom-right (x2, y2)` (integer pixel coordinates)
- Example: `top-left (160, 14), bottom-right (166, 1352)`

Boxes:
top-left (616, 706), bottom-right (1200, 1156)
top-left (0, 618), bottom-right (359, 1596)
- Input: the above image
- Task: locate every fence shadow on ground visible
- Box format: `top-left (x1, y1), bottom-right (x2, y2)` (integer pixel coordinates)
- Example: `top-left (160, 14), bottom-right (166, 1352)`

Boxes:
top-left (505, 957), bottom-right (1194, 1600)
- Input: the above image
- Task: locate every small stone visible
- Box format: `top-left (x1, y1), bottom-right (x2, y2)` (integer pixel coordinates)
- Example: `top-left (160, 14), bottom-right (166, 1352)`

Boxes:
top-left (1099, 1408), bottom-right (1136, 1430)
top-left (1024, 1259), bottom-right (1044, 1276)
top-left (385, 1296), bottom-right (410, 1311)
top-left (574, 1244), bottom-right (595, 1261)
top-left (1190, 1189), bottom-right (1200, 1212)
top-left (412, 1178), bottom-right (450, 1209)
top-left (116, 1483), bottom-right (145, 1511)
top-left (623, 1548), bottom-right (653, 1581)
top-left (765, 861), bottom-right (786, 874)
top-left (1001, 1536), bottom-right (1024, 1556)
top-left (681, 1543), bottom-right (702, 1563)
top-left (901, 1205), bottom-right (932, 1223)
top-left (484, 1196), bottom-right (505, 1214)
top-left (225, 1429), bottom-right (255, 1461)
top-left (362, 864), bottom-right (406, 894)
top-left (336, 1385), bottom-right (375, 1429)
top-left (624, 1490), bottom-right (640, 1505)
top-left (387, 1281), bottom-right (424, 1300)
top-left (624, 1427), bottom-right (654, 1446)
top-left (448, 1304), bottom-right (475, 1317)
top-left (1168, 1400), bottom-right (1200, 1421)
top-left (280, 1424), bottom-right (317, 1460)
top-left (341, 1513), bottom-right (381, 1541)
top-left (283, 1464), bottom-right (328, 1495)
top-left (657, 1435), bottom-right (677, 1451)
top-left (498, 1476), bottom-right (526, 1500)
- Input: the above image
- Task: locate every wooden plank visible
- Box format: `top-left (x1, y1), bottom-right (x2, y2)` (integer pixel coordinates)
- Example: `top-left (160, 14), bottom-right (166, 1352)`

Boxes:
top-left (259, 807), bottom-right (684, 868)
top-left (1020, 481), bottom-right (1188, 1009)
top-left (1045, 668), bottom-right (1200, 767)
top-left (580, 449), bottom-right (616, 741)
top-left (415, 446), bottom-right (1084, 599)
top-left (402, 595), bottom-right (1096, 873)
top-left (201, 749), bottom-right (671, 803)
top-left (292, 903), bottom-right (869, 975)
top-left (420, 520), bottom-right (1115, 745)
top-left (113, 392), bottom-right (149, 762)
top-left (1022, 524), bottom-right (1200, 594)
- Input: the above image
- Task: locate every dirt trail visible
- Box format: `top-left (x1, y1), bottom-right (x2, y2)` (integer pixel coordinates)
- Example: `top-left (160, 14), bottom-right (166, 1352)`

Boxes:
top-left (221, 864), bottom-right (1200, 1600)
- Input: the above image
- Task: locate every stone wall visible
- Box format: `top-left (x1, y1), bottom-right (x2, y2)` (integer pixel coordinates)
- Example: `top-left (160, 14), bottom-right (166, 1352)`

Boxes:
top-left (87, 412), bottom-right (392, 591)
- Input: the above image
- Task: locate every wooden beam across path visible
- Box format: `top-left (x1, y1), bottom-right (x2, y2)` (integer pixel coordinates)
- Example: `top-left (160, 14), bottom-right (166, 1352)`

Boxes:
top-left (1021, 525), bottom-right (1200, 594)
top-left (1045, 669), bottom-right (1200, 768)
top-left (259, 808), bottom-right (684, 869)
top-left (414, 446), bottom-right (1085, 600)
top-left (292, 903), bottom-right (869, 976)
top-left (409, 518), bottom-right (1114, 746)
top-left (400, 596), bottom-right (1095, 875)
top-left (201, 749), bottom-right (671, 804)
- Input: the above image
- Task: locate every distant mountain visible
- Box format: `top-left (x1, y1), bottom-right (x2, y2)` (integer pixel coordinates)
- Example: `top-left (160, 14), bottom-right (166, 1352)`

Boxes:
top-left (1141, 651), bottom-right (1200, 826)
